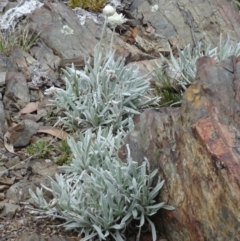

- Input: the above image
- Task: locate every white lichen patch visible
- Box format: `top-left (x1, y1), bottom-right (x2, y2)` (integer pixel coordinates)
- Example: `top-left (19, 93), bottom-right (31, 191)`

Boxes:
top-left (30, 63), bottom-right (50, 87)
top-left (150, 4), bottom-right (159, 12)
top-left (74, 8), bottom-right (102, 26)
top-left (60, 25), bottom-right (74, 35)
top-left (1, 0), bottom-right (43, 32)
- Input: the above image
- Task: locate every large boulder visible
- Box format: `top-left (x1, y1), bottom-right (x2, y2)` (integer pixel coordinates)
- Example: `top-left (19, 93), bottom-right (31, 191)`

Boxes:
top-left (120, 56), bottom-right (240, 240)
top-left (125, 0), bottom-right (240, 47)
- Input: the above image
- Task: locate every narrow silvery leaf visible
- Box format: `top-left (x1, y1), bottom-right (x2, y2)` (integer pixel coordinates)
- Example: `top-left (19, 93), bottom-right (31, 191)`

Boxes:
top-left (92, 224), bottom-right (108, 239)
top-left (80, 232), bottom-right (98, 241)
top-left (163, 204), bottom-right (175, 210)
top-left (149, 180), bottom-right (165, 200)
top-left (146, 217), bottom-right (157, 241)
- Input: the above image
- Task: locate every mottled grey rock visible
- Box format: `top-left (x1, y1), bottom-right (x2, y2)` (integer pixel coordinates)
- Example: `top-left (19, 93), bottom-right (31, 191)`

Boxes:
top-left (6, 180), bottom-right (37, 203)
top-left (16, 233), bottom-right (45, 241)
top-left (3, 70), bottom-right (30, 111)
top-left (31, 159), bottom-right (59, 178)
top-left (0, 100), bottom-right (6, 141)
top-left (4, 155), bottom-right (20, 169)
top-left (0, 202), bottom-right (20, 218)
top-left (25, 1), bottom-right (154, 64)
top-left (0, 53), bottom-right (13, 72)
top-left (16, 232), bottom-right (75, 241)
top-left (0, 166), bottom-right (8, 177)
top-left (8, 119), bottom-right (39, 147)
top-left (0, 0), bottom-right (43, 31)
top-left (126, 0), bottom-right (240, 47)
top-left (126, 58), bottom-right (163, 79)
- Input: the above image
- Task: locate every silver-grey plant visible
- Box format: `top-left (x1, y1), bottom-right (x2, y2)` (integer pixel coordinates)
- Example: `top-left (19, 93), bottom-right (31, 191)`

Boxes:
top-left (47, 20), bottom-right (157, 133)
top-left (59, 126), bottom-right (125, 174)
top-left (29, 6), bottom-right (172, 241)
top-left (162, 34), bottom-right (240, 89)
top-left (29, 128), bottom-right (174, 241)
top-left (54, 49), bottom-right (155, 132)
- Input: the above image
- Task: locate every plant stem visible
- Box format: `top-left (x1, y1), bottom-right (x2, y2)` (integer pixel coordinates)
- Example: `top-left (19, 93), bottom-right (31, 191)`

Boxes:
top-left (110, 27), bottom-right (116, 50)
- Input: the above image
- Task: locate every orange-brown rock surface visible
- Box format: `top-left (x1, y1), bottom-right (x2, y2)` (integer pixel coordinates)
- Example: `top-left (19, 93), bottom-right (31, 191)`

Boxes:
top-left (120, 56), bottom-right (240, 240)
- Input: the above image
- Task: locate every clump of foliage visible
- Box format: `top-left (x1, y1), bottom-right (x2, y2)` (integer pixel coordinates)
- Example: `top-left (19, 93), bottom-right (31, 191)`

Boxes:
top-left (47, 45), bottom-right (157, 134)
top-left (153, 71), bottom-right (182, 107)
top-left (29, 6), bottom-right (173, 241)
top-left (68, 0), bottom-right (107, 11)
top-left (0, 26), bottom-right (40, 56)
top-left (29, 128), bottom-right (174, 241)
top-left (157, 35), bottom-right (240, 106)
top-left (163, 35), bottom-right (240, 90)
top-left (53, 140), bottom-right (72, 165)
top-left (46, 3), bottom-right (155, 133)
top-left (26, 140), bottom-right (53, 158)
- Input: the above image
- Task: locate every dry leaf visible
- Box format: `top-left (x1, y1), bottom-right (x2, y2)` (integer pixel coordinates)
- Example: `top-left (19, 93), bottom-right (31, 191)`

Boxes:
top-left (0, 177), bottom-right (15, 185)
top-left (39, 91), bottom-right (45, 101)
top-left (4, 132), bottom-right (14, 153)
top-left (38, 127), bottom-right (69, 140)
top-left (132, 26), bottom-right (139, 38)
top-left (20, 113), bottom-right (43, 122)
top-left (9, 123), bottom-right (25, 132)
top-left (19, 102), bottom-right (39, 115)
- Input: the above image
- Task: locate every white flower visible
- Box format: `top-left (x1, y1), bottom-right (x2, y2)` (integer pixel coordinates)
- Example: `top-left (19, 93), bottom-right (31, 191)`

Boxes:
top-left (150, 4), bottom-right (159, 12)
top-left (107, 12), bottom-right (127, 26)
top-left (103, 4), bottom-right (116, 16)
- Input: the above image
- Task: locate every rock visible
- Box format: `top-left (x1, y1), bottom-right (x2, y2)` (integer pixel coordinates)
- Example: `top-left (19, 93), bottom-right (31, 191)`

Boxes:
top-left (3, 70), bottom-right (30, 111)
top-left (25, 1), bottom-right (155, 64)
top-left (0, 53), bottom-right (14, 72)
top-left (9, 46), bottom-right (38, 78)
top-left (126, 58), bottom-right (163, 79)
top-left (31, 159), bottom-right (59, 178)
top-left (30, 42), bottom-right (61, 71)
top-left (0, 0), bottom-right (43, 31)
top-left (0, 192), bottom-right (5, 201)
top-left (8, 46), bottom-right (60, 89)
top-left (16, 232), bottom-right (78, 241)
top-left (5, 119), bottom-right (39, 147)
top-left (4, 155), bottom-right (20, 168)
top-left (0, 185), bottom-right (8, 191)
top-left (16, 233), bottom-right (45, 241)
top-left (0, 202), bottom-right (20, 219)
top-left (0, 165), bottom-right (8, 177)
top-left (0, 0), bottom-right (8, 13)
top-left (0, 176), bottom-right (15, 185)
top-left (126, 0), bottom-right (240, 47)
top-left (121, 56), bottom-right (240, 240)
top-left (0, 100), bottom-right (7, 141)
top-left (6, 180), bottom-right (37, 203)
top-left (27, 1), bottom-right (100, 59)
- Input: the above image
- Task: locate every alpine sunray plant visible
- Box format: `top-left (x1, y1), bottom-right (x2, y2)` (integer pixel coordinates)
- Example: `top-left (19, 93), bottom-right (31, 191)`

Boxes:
top-left (30, 5), bottom-right (172, 241)
top-left (46, 5), bottom-right (156, 133)
top-left (29, 133), bottom-right (174, 241)
top-left (162, 34), bottom-right (240, 90)
top-left (54, 50), bottom-right (154, 132)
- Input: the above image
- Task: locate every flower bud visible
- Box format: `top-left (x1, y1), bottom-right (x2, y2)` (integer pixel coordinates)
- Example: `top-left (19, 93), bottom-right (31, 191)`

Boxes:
top-left (103, 4), bottom-right (116, 17)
